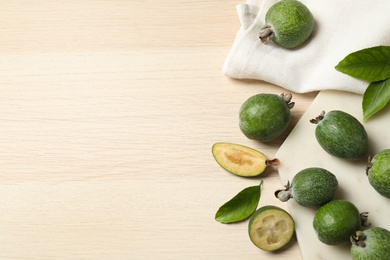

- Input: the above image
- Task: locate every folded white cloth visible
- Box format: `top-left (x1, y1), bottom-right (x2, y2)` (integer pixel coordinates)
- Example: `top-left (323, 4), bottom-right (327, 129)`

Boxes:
top-left (223, 0), bottom-right (390, 94)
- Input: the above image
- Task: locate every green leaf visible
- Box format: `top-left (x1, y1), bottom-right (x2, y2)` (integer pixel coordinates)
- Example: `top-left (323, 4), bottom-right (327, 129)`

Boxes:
top-left (363, 78), bottom-right (390, 121)
top-left (215, 181), bottom-right (262, 224)
top-left (335, 46), bottom-right (390, 82)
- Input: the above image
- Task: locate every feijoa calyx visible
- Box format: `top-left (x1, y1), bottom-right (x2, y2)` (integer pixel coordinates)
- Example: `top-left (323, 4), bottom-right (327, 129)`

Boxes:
top-left (259, 0), bottom-right (315, 49)
top-left (313, 200), bottom-right (368, 246)
top-left (350, 227), bottom-right (390, 260)
top-left (239, 93), bottom-right (294, 142)
top-left (366, 149), bottom-right (390, 198)
top-left (311, 110), bottom-right (369, 160)
top-left (275, 167), bottom-right (338, 208)
top-left (212, 142), bottom-right (279, 177)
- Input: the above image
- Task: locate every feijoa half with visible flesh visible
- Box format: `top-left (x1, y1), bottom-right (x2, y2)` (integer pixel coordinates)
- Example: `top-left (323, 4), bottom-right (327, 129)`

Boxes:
top-left (366, 149), bottom-right (390, 198)
top-left (310, 110), bottom-right (369, 160)
top-left (239, 93), bottom-right (294, 142)
top-left (259, 0), bottom-right (315, 49)
top-left (248, 205), bottom-right (295, 251)
top-left (350, 227), bottom-right (390, 260)
top-left (212, 142), bottom-right (279, 177)
top-left (275, 167), bottom-right (338, 207)
top-left (313, 200), bottom-right (368, 245)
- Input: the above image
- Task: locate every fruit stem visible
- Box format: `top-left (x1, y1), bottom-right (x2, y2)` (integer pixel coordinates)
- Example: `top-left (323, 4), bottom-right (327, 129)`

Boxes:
top-left (350, 230), bottom-right (366, 247)
top-left (275, 181), bottom-right (292, 202)
top-left (360, 212), bottom-right (371, 227)
top-left (266, 158), bottom-right (280, 166)
top-left (259, 25), bottom-right (274, 44)
top-left (365, 155), bottom-right (372, 175)
top-left (310, 111), bottom-right (325, 124)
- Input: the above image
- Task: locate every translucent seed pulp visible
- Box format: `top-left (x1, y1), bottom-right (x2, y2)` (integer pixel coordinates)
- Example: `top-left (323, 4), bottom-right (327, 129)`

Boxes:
top-left (249, 206), bottom-right (295, 251)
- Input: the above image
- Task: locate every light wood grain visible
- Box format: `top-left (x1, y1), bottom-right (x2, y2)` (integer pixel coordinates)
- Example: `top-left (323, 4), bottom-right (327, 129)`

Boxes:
top-left (0, 1), bottom-right (317, 259)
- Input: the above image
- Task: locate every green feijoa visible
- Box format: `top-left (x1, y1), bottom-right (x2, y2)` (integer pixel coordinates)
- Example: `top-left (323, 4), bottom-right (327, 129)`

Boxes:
top-left (313, 200), bottom-right (364, 245)
top-left (310, 110), bottom-right (369, 160)
top-left (366, 149), bottom-right (390, 198)
top-left (275, 167), bottom-right (338, 208)
top-left (259, 0), bottom-right (315, 49)
top-left (350, 227), bottom-right (390, 260)
top-left (248, 205), bottom-right (295, 251)
top-left (239, 93), bottom-right (294, 142)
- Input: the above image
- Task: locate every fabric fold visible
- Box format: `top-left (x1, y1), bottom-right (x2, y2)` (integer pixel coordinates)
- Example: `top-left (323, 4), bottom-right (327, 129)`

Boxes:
top-left (223, 0), bottom-right (390, 94)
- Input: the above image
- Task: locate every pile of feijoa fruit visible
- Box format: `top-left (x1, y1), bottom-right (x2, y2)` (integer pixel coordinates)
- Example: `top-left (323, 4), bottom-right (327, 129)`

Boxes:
top-left (213, 91), bottom-right (390, 259)
top-left (212, 0), bottom-right (390, 259)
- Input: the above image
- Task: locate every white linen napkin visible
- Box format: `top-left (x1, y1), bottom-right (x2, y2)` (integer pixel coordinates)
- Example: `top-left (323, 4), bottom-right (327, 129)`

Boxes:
top-left (223, 0), bottom-right (390, 94)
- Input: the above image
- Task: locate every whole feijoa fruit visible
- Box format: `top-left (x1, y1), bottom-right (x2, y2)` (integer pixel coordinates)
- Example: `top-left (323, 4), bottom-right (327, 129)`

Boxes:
top-left (211, 142), bottom-right (280, 177)
top-left (366, 149), bottom-right (390, 198)
top-left (275, 167), bottom-right (338, 207)
top-left (259, 0), bottom-right (315, 49)
top-left (351, 227), bottom-right (390, 260)
top-left (239, 93), bottom-right (294, 142)
top-left (313, 200), bottom-right (364, 245)
top-left (248, 205), bottom-right (295, 251)
top-left (310, 110), bottom-right (369, 160)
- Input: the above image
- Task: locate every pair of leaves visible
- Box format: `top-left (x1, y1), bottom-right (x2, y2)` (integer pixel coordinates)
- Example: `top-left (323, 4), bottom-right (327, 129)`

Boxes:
top-left (215, 181), bottom-right (262, 224)
top-left (335, 46), bottom-right (390, 121)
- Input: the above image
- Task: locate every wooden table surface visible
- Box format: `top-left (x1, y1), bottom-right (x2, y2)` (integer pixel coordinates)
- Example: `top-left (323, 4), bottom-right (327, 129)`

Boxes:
top-left (0, 1), bottom-right (318, 259)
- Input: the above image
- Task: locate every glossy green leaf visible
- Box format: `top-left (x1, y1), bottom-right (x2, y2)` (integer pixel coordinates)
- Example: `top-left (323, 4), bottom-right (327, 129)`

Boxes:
top-left (363, 78), bottom-right (390, 121)
top-left (335, 46), bottom-right (390, 82)
top-left (215, 181), bottom-right (262, 224)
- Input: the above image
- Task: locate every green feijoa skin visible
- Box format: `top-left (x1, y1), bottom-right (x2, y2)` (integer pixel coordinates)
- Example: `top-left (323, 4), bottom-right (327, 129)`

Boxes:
top-left (248, 205), bottom-right (295, 252)
top-left (239, 93), bottom-right (294, 142)
top-left (275, 167), bottom-right (338, 208)
top-left (351, 227), bottom-right (390, 260)
top-left (313, 200), bottom-right (363, 245)
top-left (259, 0), bottom-right (315, 49)
top-left (310, 110), bottom-right (369, 160)
top-left (366, 149), bottom-right (390, 198)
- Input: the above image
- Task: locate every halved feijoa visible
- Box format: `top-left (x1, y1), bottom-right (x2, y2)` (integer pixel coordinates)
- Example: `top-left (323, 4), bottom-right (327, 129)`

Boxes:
top-left (248, 205), bottom-right (295, 251)
top-left (212, 142), bottom-right (279, 177)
